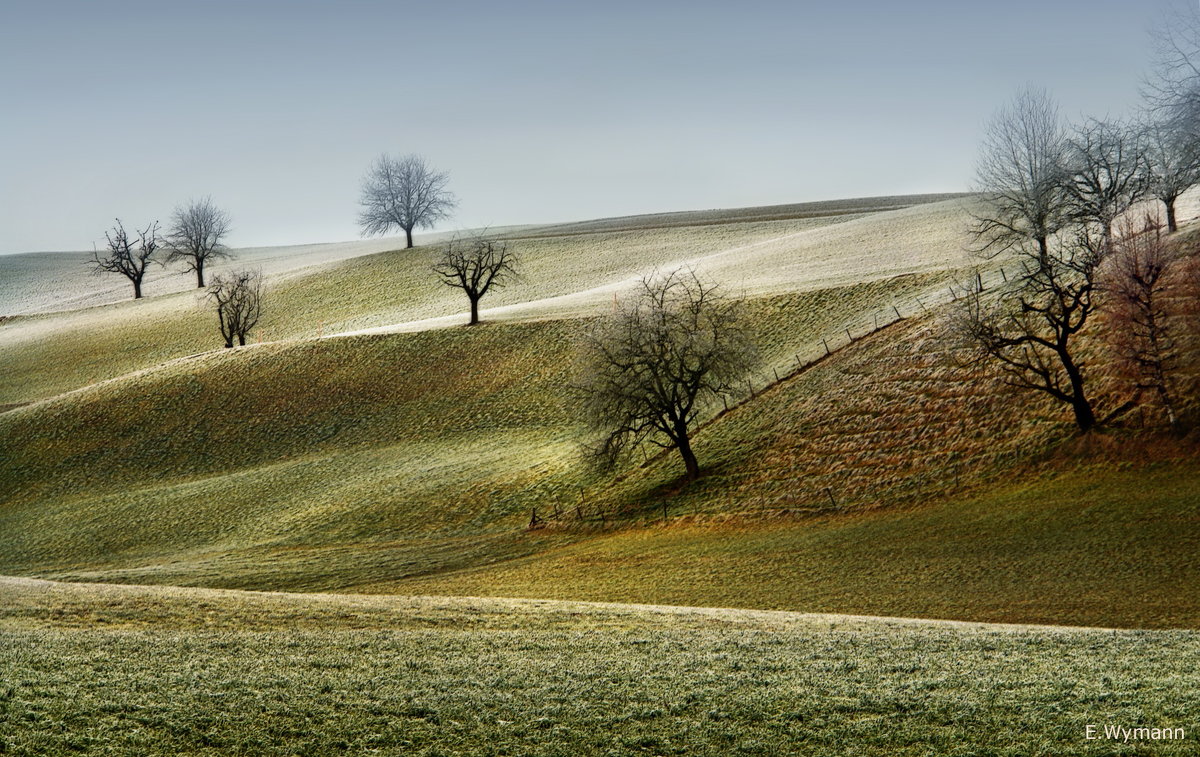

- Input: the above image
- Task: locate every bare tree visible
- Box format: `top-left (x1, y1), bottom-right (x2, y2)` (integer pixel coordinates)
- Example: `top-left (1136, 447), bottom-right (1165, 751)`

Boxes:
top-left (1103, 217), bottom-right (1186, 433)
top-left (1141, 118), bottom-right (1200, 232)
top-left (89, 219), bottom-right (160, 300)
top-left (973, 87), bottom-right (1071, 260)
top-left (1064, 118), bottom-right (1149, 239)
top-left (206, 270), bottom-right (262, 348)
top-left (166, 197), bottom-right (233, 288)
top-left (955, 229), bottom-right (1105, 433)
top-left (432, 236), bottom-right (519, 325)
top-left (576, 269), bottom-right (757, 482)
top-left (1145, 0), bottom-right (1200, 130)
top-left (358, 154), bottom-right (456, 249)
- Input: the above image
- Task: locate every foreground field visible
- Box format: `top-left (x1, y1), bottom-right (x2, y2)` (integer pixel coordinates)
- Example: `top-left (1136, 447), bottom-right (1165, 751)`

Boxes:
top-left (1, 578), bottom-right (1196, 756)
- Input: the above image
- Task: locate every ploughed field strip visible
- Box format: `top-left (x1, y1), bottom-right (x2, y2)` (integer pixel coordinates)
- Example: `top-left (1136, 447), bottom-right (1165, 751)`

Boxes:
top-left (1, 577), bottom-right (1197, 757)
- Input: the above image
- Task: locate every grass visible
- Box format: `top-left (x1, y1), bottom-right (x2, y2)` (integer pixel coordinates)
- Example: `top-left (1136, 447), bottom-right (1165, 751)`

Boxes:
top-left (389, 462), bottom-right (1200, 629)
top-left (3, 192), bottom-right (1199, 756)
top-left (1, 577), bottom-right (1197, 756)
top-left (3, 279), bottom-right (1198, 628)
top-left (0, 212), bottom-right (848, 406)
top-left (0, 275), bottom-right (958, 589)
top-left (4, 266), bottom-right (1198, 629)
top-left (0, 195), bottom-right (973, 406)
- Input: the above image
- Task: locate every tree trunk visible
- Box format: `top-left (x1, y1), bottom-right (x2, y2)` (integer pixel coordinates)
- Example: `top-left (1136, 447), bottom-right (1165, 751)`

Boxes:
top-left (1158, 384), bottom-right (1182, 435)
top-left (237, 333), bottom-right (246, 346)
top-left (1036, 235), bottom-right (1049, 263)
top-left (1165, 197), bottom-right (1178, 233)
top-left (675, 429), bottom-right (700, 481)
top-left (196, 262), bottom-right (206, 289)
top-left (223, 339), bottom-right (233, 348)
top-left (1062, 355), bottom-right (1095, 432)
top-left (468, 296), bottom-right (480, 325)
top-left (132, 279), bottom-right (142, 299)
top-left (405, 227), bottom-right (414, 249)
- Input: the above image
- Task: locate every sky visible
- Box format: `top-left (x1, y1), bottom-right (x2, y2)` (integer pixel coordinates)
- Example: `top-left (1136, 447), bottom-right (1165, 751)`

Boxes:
top-left (0, 0), bottom-right (1181, 253)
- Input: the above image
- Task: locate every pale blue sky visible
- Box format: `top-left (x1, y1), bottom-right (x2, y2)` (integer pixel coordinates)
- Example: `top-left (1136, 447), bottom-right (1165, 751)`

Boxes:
top-left (0, 0), bottom-right (1176, 252)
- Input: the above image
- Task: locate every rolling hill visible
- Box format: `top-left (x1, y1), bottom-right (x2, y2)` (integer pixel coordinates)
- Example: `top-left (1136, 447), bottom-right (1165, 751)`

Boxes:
top-left (1, 191), bottom-right (1198, 631)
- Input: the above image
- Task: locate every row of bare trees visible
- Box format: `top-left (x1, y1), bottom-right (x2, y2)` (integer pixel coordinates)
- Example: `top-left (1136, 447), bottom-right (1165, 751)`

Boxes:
top-left (89, 198), bottom-right (262, 348)
top-left (89, 197), bottom-right (233, 300)
top-left (961, 0), bottom-right (1200, 437)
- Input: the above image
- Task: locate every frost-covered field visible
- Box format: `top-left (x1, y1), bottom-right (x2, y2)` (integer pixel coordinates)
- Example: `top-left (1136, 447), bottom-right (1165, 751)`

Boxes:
top-left (0, 238), bottom-right (412, 316)
top-left (1, 578), bottom-right (1196, 756)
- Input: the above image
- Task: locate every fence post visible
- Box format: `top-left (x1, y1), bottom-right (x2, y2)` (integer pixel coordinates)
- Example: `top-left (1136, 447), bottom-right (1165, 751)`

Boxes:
top-left (824, 487), bottom-right (837, 509)
top-left (773, 367), bottom-right (780, 382)
top-left (845, 327), bottom-right (853, 342)
top-left (822, 338), bottom-right (831, 355)
top-left (893, 305), bottom-right (902, 320)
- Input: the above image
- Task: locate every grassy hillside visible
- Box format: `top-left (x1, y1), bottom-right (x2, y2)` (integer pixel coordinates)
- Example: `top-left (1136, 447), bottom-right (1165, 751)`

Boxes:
top-left (0, 277), bottom-right (952, 589)
top-left (2, 578), bottom-right (1197, 756)
top-left (0, 195), bottom-right (973, 406)
top-left (2, 192), bottom-right (1198, 633)
top-left (4, 267), bottom-right (1198, 628)
top-left (392, 463), bottom-right (1200, 629)
top-left (0, 238), bottom-right (409, 316)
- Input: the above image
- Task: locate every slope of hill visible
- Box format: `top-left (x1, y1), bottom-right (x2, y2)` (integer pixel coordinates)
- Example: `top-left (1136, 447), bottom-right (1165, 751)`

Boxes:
top-left (0, 277), bottom-right (950, 589)
top-left (3, 269), bottom-right (1198, 627)
top-left (0, 194), bottom-right (973, 406)
top-left (2, 192), bottom-right (1198, 631)
top-left (0, 239), bottom-right (407, 317)
top-left (2, 577), bottom-right (1197, 756)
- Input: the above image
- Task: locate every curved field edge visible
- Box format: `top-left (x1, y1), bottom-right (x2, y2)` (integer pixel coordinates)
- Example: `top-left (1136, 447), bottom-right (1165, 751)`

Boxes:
top-left (1, 578), bottom-right (1197, 756)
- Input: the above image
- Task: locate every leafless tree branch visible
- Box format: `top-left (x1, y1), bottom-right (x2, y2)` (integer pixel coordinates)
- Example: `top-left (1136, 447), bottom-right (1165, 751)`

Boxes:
top-left (206, 270), bottom-right (263, 348)
top-left (166, 197), bottom-right (233, 288)
top-left (88, 218), bottom-right (161, 300)
top-left (432, 235), bottom-right (520, 325)
top-left (358, 154), bottom-right (456, 249)
top-left (575, 268), bottom-right (758, 482)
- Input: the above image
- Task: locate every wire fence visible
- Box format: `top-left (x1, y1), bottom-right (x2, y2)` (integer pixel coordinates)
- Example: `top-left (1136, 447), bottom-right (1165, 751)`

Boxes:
top-left (529, 264), bottom-right (1016, 531)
